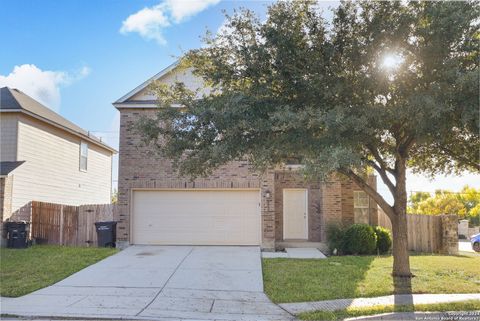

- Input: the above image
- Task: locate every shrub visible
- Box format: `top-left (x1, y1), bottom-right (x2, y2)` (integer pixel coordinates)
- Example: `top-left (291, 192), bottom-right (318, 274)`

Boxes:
top-left (326, 224), bottom-right (345, 255)
top-left (374, 226), bottom-right (392, 254)
top-left (342, 224), bottom-right (377, 255)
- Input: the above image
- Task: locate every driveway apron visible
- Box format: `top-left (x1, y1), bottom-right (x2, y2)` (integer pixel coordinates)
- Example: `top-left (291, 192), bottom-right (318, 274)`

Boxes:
top-left (0, 246), bottom-right (293, 321)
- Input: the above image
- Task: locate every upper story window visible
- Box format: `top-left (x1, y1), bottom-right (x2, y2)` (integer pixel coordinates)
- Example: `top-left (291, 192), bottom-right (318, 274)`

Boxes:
top-left (80, 141), bottom-right (88, 171)
top-left (354, 191), bottom-right (369, 224)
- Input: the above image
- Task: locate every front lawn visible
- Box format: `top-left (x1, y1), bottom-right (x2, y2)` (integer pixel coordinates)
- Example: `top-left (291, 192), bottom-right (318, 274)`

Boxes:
top-left (299, 300), bottom-right (480, 321)
top-left (0, 245), bottom-right (117, 297)
top-left (263, 254), bottom-right (480, 303)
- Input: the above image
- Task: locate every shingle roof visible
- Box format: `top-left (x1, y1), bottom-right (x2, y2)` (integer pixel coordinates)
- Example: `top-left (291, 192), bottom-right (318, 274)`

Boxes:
top-left (0, 161), bottom-right (25, 176)
top-left (0, 87), bottom-right (116, 153)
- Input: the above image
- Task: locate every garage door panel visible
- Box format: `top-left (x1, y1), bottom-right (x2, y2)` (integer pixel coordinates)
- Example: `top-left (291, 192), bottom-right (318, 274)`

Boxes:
top-left (132, 190), bottom-right (261, 245)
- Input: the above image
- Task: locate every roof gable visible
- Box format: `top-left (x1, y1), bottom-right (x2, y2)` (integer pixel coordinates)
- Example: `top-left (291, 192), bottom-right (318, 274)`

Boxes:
top-left (0, 87), bottom-right (116, 153)
top-left (114, 61), bottom-right (179, 104)
top-left (113, 61), bottom-right (209, 109)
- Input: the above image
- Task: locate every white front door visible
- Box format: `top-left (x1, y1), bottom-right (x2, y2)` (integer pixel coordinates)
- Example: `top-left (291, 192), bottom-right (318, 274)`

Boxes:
top-left (283, 189), bottom-right (308, 240)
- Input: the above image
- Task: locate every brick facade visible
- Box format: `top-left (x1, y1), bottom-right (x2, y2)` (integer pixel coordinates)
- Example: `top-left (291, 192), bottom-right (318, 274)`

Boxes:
top-left (0, 176), bottom-right (13, 222)
top-left (0, 175), bottom-right (13, 246)
top-left (340, 175), bottom-right (378, 227)
top-left (116, 108), bottom-right (378, 249)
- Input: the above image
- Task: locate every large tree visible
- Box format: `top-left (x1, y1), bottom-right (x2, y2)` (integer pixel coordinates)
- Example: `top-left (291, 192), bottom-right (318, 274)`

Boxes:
top-left (138, 1), bottom-right (479, 291)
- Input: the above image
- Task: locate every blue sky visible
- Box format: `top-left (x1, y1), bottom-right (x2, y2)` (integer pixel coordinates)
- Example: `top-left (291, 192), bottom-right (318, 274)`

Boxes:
top-left (1, 0), bottom-right (478, 203)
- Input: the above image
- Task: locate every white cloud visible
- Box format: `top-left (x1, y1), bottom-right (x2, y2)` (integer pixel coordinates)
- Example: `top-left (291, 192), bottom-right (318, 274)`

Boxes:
top-left (78, 66), bottom-right (91, 78)
top-left (120, 0), bottom-right (220, 45)
top-left (0, 64), bottom-right (90, 111)
top-left (166, 0), bottom-right (220, 23)
top-left (120, 4), bottom-right (170, 45)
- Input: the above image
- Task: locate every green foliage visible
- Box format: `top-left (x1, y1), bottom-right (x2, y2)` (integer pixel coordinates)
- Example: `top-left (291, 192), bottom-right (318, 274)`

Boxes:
top-left (138, 1), bottom-right (479, 180)
top-left (408, 185), bottom-right (480, 225)
top-left (409, 192), bottom-right (430, 207)
top-left (343, 224), bottom-right (377, 255)
top-left (374, 226), bottom-right (393, 254)
top-left (468, 204), bottom-right (480, 226)
top-left (327, 224), bottom-right (392, 255)
top-left (326, 224), bottom-right (345, 255)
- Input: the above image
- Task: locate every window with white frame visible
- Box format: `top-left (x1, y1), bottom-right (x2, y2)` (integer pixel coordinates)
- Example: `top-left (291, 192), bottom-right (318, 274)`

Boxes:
top-left (79, 141), bottom-right (88, 171)
top-left (354, 191), bottom-right (369, 224)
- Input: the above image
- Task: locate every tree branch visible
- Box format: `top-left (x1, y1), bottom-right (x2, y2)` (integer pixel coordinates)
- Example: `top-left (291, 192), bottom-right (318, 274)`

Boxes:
top-left (365, 159), bottom-right (397, 196)
top-left (366, 144), bottom-right (396, 175)
top-left (338, 168), bottom-right (395, 220)
top-left (439, 145), bottom-right (480, 171)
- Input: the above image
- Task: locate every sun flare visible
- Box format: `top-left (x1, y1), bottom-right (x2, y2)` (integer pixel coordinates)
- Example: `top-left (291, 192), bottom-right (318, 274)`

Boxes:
top-left (381, 53), bottom-right (404, 70)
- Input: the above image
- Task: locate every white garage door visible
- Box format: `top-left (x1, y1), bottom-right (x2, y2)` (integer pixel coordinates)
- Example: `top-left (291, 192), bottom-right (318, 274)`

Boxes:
top-left (132, 189), bottom-right (261, 245)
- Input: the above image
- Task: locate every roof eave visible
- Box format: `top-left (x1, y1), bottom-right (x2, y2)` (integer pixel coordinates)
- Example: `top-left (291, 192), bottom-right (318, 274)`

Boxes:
top-left (113, 60), bottom-right (180, 104)
top-left (0, 109), bottom-right (117, 154)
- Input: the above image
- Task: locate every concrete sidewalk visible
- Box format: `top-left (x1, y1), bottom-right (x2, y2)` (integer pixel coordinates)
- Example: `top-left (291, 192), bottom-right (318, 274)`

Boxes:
top-left (262, 248), bottom-right (327, 259)
top-left (280, 293), bottom-right (480, 314)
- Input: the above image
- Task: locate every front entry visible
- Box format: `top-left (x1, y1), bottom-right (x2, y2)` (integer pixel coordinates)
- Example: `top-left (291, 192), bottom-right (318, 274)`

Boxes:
top-left (283, 189), bottom-right (308, 240)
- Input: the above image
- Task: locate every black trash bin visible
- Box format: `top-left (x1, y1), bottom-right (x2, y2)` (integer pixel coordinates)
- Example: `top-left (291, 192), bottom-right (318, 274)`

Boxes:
top-left (94, 221), bottom-right (117, 248)
top-left (5, 222), bottom-right (29, 249)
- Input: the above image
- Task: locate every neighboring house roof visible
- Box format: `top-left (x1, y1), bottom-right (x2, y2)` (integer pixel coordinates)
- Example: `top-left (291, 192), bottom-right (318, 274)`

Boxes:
top-left (113, 61), bottom-right (179, 108)
top-left (0, 161), bottom-right (25, 176)
top-left (0, 87), bottom-right (116, 153)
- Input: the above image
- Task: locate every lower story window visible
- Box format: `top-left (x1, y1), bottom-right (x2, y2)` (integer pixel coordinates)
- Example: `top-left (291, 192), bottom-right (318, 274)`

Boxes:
top-left (354, 191), bottom-right (370, 224)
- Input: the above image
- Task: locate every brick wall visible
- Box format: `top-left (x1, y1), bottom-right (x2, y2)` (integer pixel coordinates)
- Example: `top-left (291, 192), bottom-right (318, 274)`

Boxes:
top-left (116, 109), bottom-right (275, 248)
top-left (441, 214), bottom-right (458, 255)
top-left (0, 176), bottom-right (13, 221)
top-left (340, 175), bottom-right (378, 227)
top-left (319, 177), bottom-right (343, 242)
top-left (341, 178), bottom-right (355, 226)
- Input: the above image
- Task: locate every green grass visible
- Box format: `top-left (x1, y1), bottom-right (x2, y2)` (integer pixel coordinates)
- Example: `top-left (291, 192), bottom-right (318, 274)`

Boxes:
top-left (0, 245), bottom-right (117, 297)
top-left (263, 254), bottom-right (480, 303)
top-left (298, 300), bottom-right (480, 320)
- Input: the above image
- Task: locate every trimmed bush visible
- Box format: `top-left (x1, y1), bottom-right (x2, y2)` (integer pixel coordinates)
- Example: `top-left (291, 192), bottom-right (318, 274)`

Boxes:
top-left (342, 224), bottom-right (377, 255)
top-left (374, 226), bottom-right (392, 254)
top-left (326, 224), bottom-right (345, 255)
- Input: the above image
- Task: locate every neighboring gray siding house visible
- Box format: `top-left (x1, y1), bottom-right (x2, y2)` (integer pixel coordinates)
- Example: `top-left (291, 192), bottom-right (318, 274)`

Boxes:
top-left (0, 87), bottom-right (116, 222)
top-left (113, 63), bottom-right (378, 250)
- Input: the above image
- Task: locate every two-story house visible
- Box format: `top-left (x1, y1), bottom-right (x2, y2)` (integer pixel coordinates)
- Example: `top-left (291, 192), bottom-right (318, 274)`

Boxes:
top-left (0, 87), bottom-right (116, 222)
top-left (113, 63), bottom-right (378, 250)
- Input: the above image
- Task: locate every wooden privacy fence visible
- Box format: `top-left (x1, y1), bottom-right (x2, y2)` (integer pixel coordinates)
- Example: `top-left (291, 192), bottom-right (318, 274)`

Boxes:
top-left (377, 210), bottom-right (458, 254)
top-left (31, 201), bottom-right (117, 246)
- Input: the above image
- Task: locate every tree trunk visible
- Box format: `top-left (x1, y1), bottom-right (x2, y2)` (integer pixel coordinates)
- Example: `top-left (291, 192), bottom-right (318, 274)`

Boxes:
top-left (341, 154), bottom-right (414, 293)
top-left (391, 157), bottom-right (413, 294)
top-left (391, 213), bottom-right (411, 278)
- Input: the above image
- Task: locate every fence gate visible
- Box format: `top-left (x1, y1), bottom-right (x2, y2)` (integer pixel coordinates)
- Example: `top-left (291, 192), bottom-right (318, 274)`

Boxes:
top-left (31, 201), bottom-right (115, 246)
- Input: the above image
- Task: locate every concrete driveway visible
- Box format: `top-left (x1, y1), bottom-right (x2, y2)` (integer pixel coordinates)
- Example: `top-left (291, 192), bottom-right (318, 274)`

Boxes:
top-left (1, 246), bottom-right (292, 321)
